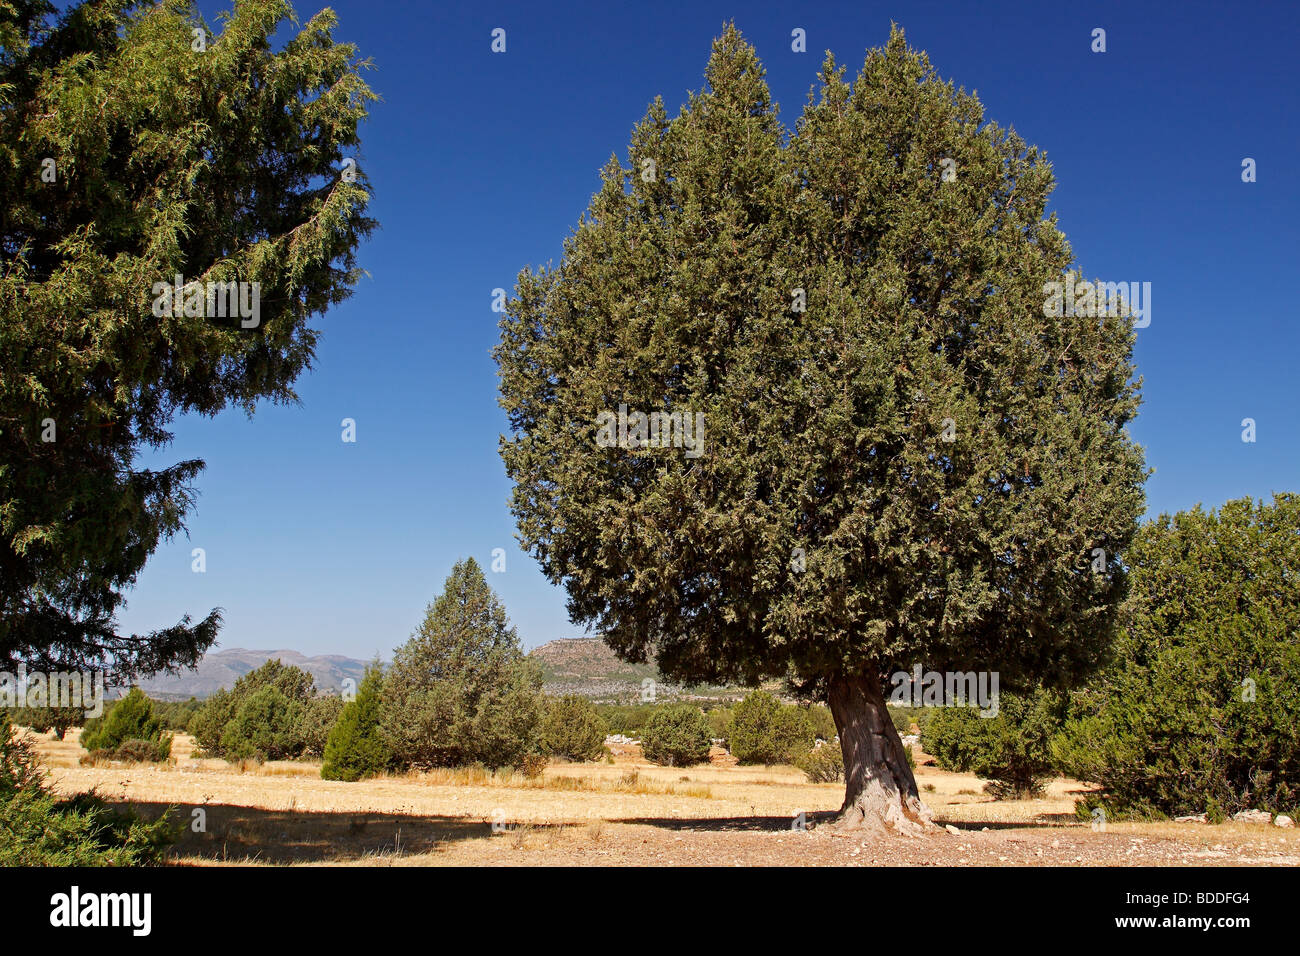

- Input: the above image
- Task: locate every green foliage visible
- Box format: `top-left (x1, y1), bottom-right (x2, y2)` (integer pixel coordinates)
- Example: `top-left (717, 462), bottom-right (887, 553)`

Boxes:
top-left (728, 690), bottom-right (813, 765)
top-left (187, 688), bottom-right (232, 755)
top-left (805, 704), bottom-right (837, 743)
top-left (495, 23), bottom-right (1144, 706)
top-left (187, 659), bottom-right (319, 760)
top-left (8, 705), bottom-right (80, 739)
top-left (80, 688), bottom-right (171, 760)
top-left (797, 741), bottom-right (845, 783)
top-left (97, 738), bottom-right (170, 764)
top-left (594, 703), bottom-right (657, 736)
top-left (924, 690), bottom-right (1065, 799)
top-left (152, 697), bottom-right (203, 732)
top-left (541, 694), bottom-right (607, 761)
top-left (218, 686), bottom-right (304, 762)
top-left (706, 705), bottom-right (732, 744)
top-left (0, 0), bottom-right (375, 679)
top-left (0, 719), bottom-right (43, 799)
top-left (381, 559), bottom-right (545, 770)
top-left (1, 720), bottom-right (174, 865)
top-left (300, 695), bottom-right (344, 759)
top-left (887, 706), bottom-right (932, 737)
top-left (1052, 495), bottom-right (1300, 817)
top-left (640, 705), bottom-right (712, 767)
top-left (322, 666), bottom-right (390, 782)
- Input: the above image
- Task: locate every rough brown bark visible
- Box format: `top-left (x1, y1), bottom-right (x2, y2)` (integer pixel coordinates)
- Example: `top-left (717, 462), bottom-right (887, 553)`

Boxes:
top-left (827, 672), bottom-right (936, 834)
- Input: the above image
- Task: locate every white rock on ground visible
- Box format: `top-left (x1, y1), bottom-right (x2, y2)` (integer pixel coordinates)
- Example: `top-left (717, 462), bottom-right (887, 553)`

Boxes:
top-left (1232, 809), bottom-right (1273, 824)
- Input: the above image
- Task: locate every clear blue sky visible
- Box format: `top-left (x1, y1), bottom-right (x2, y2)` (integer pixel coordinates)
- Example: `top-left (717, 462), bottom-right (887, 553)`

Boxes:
top-left (115, 0), bottom-right (1299, 658)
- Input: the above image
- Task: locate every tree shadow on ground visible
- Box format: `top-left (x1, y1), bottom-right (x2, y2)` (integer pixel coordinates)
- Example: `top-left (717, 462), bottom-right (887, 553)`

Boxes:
top-left (612, 811), bottom-right (840, 833)
top-left (935, 816), bottom-right (1083, 832)
top-left (615, 811), bottom-right (1083, 834)
top-left (116, 801), bottom-right (496, 864)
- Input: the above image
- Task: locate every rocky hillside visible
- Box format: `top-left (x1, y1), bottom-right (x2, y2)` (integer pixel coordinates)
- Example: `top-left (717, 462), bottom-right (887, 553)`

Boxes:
top-left (528, 637), bottom-right (744, 703)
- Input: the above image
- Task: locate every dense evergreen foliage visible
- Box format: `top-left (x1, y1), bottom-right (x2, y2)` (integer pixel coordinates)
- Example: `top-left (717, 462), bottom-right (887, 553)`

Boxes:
top-left (80, 687), bottom-right (171, 761)
top-left (2, 719), bottom-right (174, 863)
top-left (187, 658), bottom-right (330, 761)
top-left (640, 704), bottom-right (712, 767)
top-left (924, 688), bottom-right (1066, 798)
top-left (1053, 495), bottom-right (1300, 817)
top-left (0, 0), bottom-right (375, 680)
top-left (381, 558), bottom-right (545, 770)
top-left (322, 665), bottom-right (390, 782)
top-left (541, 694), bottom-right (608, 761)
top-left (496, 23), bottom-right (1145, 827)
top-left (727, 690), bottom-right (814, 765)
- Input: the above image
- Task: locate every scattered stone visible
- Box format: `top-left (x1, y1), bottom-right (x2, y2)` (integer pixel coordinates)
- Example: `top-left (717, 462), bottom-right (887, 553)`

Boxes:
top-left (945, 824), bottom-right (960, 835)
top-left (1274, 815), bottom-right (1294, 829)
top-left (1232, 809), bottom-right (1272, 824)
top-left (1175, 813), bottom-right (1208, 823)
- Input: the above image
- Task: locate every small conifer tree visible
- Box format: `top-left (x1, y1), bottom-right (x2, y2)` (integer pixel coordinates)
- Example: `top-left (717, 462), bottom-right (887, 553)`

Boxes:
top-left (322, 666), bottom-right (391, 782)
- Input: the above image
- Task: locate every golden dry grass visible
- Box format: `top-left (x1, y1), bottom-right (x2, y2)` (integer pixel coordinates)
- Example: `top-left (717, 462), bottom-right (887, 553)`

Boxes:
top-left (18, 728), bottom-right (1300, 867)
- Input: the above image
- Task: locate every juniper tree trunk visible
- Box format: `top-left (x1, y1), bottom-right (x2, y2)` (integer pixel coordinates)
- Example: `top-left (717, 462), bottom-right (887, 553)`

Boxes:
top-left (828, 673), bottom-right (935, 833)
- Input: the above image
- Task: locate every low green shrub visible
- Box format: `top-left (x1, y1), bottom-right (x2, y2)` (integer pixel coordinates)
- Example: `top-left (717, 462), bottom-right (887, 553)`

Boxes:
top-left (2, 720), bottom-right (175, 865)
top-left (924, 690), bottom-right (1064, 799)
top-left (541, 695), bottom-right (607, 761)
top-left (797, 742), bottom-right (844, 783)
top-left (80, 688), bottom-right (171, 762)
top-left (80, 738), bottom-right (171, 765)
top-left (641, 705), bottom-right (712, 767)
top-left (728, 690), bottom-right (813, 765)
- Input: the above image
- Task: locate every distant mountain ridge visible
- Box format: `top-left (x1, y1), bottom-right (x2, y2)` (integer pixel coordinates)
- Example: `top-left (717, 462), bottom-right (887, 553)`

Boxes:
top-left (137, 648), bottom-right (371, 699)
top-left (138, 639), bottom-right (747, 703)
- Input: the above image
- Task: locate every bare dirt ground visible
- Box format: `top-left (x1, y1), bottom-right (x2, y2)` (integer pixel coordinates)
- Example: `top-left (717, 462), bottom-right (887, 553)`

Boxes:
top-left (28, 731), bottom-right (1300, 867)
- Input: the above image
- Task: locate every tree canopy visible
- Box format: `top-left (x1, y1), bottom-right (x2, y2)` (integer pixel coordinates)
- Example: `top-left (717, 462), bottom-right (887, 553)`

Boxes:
top-left (381, 558), bottom-right (545, 770)
top-left (0, 0), bottom-right (375, 679)
top-left (496, 23), bottom-right (1146, 828)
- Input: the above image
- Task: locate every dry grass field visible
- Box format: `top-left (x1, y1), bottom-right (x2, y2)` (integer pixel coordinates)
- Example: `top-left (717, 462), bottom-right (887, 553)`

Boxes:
top-left (25, 730), bottom-right (1300, 867)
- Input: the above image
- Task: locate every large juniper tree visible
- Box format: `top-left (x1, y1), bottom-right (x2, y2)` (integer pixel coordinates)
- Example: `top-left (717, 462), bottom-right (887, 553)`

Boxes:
top-left (496, 25), bottom-right (1145, 830)
top-left (0, 0), bottom-right (374, 679)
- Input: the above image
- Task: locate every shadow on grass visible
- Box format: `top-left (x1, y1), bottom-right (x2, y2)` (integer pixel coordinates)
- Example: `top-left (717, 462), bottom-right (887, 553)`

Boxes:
top-left (611, 811), bottom-right (841, 833)
top-left (615, 811), bottom-right (1083, 834)
top-left (933, 817), bottom-right (1083, 832)
top-left (117, 801), bottom-right (497, 864)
